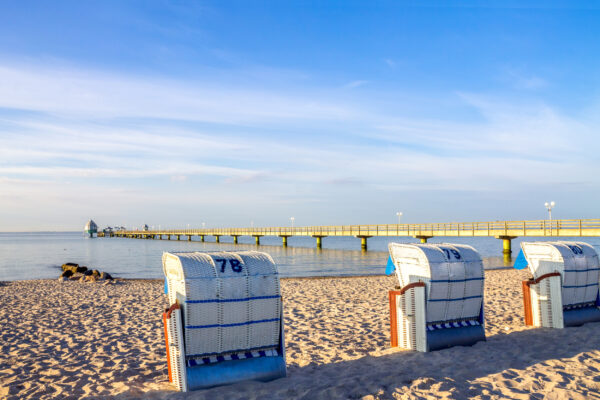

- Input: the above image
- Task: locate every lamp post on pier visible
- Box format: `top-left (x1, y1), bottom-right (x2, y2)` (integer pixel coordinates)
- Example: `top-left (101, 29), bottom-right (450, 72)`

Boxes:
top-left (396, 211), bottom-right (403, 225)
top-left (545, 201), bottom-right (556, 236)
top-left (290, 217), bottom-right (295, 232)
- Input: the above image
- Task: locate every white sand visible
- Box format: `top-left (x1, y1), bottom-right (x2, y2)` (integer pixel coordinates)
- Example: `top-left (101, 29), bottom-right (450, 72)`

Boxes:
top-left (1, 270), bottom-right (600, 399)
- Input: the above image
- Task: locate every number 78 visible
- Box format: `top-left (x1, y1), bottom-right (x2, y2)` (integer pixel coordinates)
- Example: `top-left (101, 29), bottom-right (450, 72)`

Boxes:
top-left (215, 258), bottom-right (243, 273)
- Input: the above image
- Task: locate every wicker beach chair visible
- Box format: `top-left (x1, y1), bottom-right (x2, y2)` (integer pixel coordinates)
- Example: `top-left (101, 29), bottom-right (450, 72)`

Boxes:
top-left (162, 251), bottom-right (286, 391)
top-left (387, 243), bottom-right (486, 352)
top-left (520, 241), bottom-right (600, 328)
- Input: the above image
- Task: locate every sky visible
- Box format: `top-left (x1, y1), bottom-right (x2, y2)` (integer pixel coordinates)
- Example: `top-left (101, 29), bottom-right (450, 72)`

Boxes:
top-left (1, 1), bottom-right (600, 231)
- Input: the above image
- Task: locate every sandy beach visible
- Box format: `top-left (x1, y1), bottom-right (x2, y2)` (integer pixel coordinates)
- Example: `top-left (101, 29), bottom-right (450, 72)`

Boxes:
top-left (2, 269), bottom-right (600, 399)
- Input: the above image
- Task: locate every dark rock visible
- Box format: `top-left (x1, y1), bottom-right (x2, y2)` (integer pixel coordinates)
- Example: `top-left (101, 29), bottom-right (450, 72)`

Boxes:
top-left (100, 272), bottom-right (113, 280)
top-left (60, 270), bottom-right (73, 278)
top-left (61, 263), bottom-right (79, 274)
top-left (83, 270), bottom-right (93, 276)
top-left (77, 266), bottom-right (88, 273)
top-left (91, 269), bottom-right (100, 277)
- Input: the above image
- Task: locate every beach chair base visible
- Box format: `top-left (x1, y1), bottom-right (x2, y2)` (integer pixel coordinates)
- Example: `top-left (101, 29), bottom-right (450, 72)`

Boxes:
top-left (563, 306), bottom-right (600, 327)
top-left (426, 324), bottom-right (486, 351)
top-left (186, 355), bottom-right (286, 390)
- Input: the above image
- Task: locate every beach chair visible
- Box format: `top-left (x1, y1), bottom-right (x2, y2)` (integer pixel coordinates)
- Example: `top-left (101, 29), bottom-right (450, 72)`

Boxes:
top-left (387, 243), bottom-right (486, 352)
top-left (520, 241), bottom-right (600, 328)
top-left (162, 251), bottom-right (286, 391)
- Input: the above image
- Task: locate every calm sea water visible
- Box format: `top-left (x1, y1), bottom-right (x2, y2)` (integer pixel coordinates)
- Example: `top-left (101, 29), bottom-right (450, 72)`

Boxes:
top-left (2, 232), bottom-right (600, 281)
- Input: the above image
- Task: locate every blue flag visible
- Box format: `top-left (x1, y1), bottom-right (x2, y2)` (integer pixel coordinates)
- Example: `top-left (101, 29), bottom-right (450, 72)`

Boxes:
top-left (164, 279), bottom-right (169, 294)
top-left (385, 255), bottom-right (396, 275)
top-left (513, 249), bottom-right (528, 270)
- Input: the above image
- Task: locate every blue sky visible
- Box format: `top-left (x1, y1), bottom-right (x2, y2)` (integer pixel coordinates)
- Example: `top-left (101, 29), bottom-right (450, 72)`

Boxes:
top-left (1, 1), bottom-right (599, 231)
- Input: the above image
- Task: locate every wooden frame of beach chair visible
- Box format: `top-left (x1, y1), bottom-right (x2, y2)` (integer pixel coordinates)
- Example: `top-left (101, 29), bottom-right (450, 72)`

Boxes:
top-left (522, 272), bottom-right (563, 328)
top-left (163, 303), bottom-right (187, 391)
top-left (389, 282), bottom-right (427, 352)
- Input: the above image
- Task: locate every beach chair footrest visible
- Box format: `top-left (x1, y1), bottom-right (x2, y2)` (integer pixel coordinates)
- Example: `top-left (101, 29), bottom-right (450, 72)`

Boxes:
top-left (186, 354), bottom-right (286, 390)
top-left (563, 306), bottom-right (600, 327)
top-left (426, 324), bottom-right (486, 351)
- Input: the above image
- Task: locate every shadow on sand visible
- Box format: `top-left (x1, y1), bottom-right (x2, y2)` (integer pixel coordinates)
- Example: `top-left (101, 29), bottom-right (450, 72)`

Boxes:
top-left (105, 321), bottom-right (600, 400)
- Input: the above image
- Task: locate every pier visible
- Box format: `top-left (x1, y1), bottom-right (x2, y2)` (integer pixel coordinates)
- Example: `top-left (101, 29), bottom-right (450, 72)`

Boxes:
top-left (109, 218), bottom-right (600, 259)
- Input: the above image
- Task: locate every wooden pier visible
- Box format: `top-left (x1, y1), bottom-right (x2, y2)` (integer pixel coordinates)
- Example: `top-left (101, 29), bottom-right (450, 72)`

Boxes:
top-left (108, 218), bottom-right (600, 257)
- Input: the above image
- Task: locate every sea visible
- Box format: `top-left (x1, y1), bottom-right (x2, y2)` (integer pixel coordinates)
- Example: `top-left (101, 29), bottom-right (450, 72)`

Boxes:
top-left (2, 232), bottom-right (600, 281)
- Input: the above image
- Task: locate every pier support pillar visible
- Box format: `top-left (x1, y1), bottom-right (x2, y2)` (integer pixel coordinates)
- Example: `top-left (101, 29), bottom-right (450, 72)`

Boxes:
top-left (253, 235), bottom-right (263, 245)
top-left (200, 235), bottom-right (205, 242)
top-left (279, 235), bottom-right (290, 247)
top-left (313, 235), bottom-right (327, 249)
top-left (188, 235), bottom-right (192, 241)
top-left (214, 235), bottom-right (221, 243)
top-left (167, 235), bottom-right (171, 240)
top-left (496, 236), bottom-right (517, 262)
top-left (233, 235), bottom-right (239, 244)
top-left (414, 235), bottom-right (433, 244)
top-left (496, 236), bottom-right (517, 255)
top-left (176, 235), bottom-right (180, 241)
top-left (356, 236), bottom-right (372, 251)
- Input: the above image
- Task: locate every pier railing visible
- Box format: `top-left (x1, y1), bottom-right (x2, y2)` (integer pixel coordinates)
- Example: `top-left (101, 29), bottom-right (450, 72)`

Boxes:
top-left (113, 218), bottom-right (600, 238)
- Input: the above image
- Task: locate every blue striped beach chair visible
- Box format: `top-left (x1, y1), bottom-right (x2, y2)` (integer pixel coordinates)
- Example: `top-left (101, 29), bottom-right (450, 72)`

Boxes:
top-left (388, 243), bottom-right (486, 352)
top-left (162, 251), bottom-right (286, 391)
top-left (520, 241), bottom-right (600, 328)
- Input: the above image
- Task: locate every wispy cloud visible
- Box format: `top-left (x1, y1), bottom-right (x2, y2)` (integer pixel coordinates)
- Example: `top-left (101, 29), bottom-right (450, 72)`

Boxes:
top-left (502, 67), bottom-right (549, 90)
top-left (0, 60), bottom-right (598, 229)
top-left (170, 175), bottom-right (187, 182)
top-left (384, 58), bottom-right (397, 68)
top-left (343, 80), bottom-right (368, 89)
top-left (0, 63), bottom-right (356, 124)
